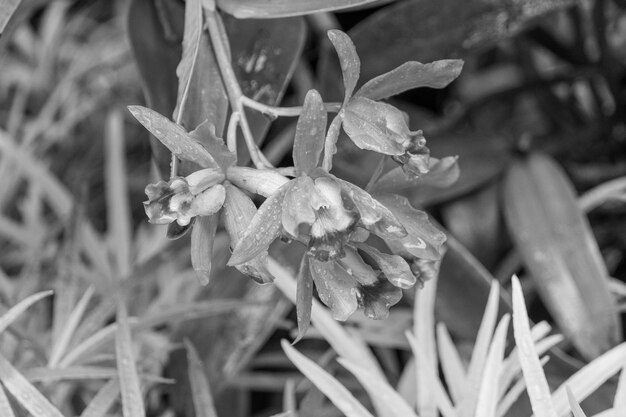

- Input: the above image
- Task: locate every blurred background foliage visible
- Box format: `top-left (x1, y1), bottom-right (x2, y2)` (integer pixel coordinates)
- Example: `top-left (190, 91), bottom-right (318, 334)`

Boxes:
top-left (0, 0), bottom-right (625, 416)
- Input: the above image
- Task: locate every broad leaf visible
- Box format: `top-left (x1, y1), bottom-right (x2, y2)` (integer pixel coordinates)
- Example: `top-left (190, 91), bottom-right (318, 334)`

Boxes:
top-left (328, 30), bottom-right (360, 103)
top-left (218, 0), bottom-right (386, 18)
top-left (504, 154), bottom-right (621, 359)
top-left (355, 60), bottom-right (464, 101)
top-left (293, 90), bottom-right (327, 175)
top-left (349, 0), bottom-right (578, 81)
top-left (128, 106), bottom-right (217, 169)
top-left (228, 181), bottom-right (292, 266)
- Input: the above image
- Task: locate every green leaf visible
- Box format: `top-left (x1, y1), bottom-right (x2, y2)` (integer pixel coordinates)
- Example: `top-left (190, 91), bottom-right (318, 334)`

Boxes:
top-left (0, 290), bottom-right (52, 335)
top-left (566, 387), bottom-right (588, 417)
top-left (127, 106), bottom-right (217, 169)
top-left (281, 340), bottom-right (375, 417)
top-left (511, 276), bottom-right (558, 417)
top-left (173, 0), bottom-right (203, 123)
top-left (0, 0), bottom-right (21, 34)
top-left (190, 215), bottom-right (219, 285)
top-left (339, 358), bottom-right (418, 417)
top-left (294, 255), bottom-right (313, 344)
top-left (228, 181), bottom-right (292, 266)
top-left (293, 90), bottom-right (327, 175)
top-left (185, 340), bottom-right (218, 417)
top-left (436, 323), bottom-right (466, 404)
top-left (80, 379), bottom-right (120, 417)
top-left (372, 156), bottom-right (460, 195)
top-left (343, 97), bottom-right (408, 155)
top-left (217, 0), bottom-right (383, 18)
top-left (504, 153), bottom-right (621, 359)
top-left (373, 193), bottom-right (446, 260)
top-left (0, 384), bottom-right (15, 417)
top-left (355, 60), bottom-right (464, 101)
top-left (0, 351), bottom-right (64, 417)
top-left (349, 0), bottom-right (578, 81)
top-left (328, 30), bottom-right (360, 104)
top-left (115, 302), bottom-right (146, 417)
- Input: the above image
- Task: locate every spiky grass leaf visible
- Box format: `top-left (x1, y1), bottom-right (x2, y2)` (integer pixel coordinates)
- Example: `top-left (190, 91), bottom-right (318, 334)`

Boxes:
top-left (80, 379), bottom-right (120, 417)
top-left (436, 323), bottom-right (466, 404)
top-left (496, 356), bottom-right (550, 417)
top-left (48, 286), bottom-right (94, 367)
top-left (0, 290), bottom-right (52, 334)
top-left (566, 386), bottom-right (588, 417)
top-left (458, 281), bottom-right (500, 417)
top-left (104, 110), bottom-right (132, 277)
top-left (115, 302), bottom-right (145, 417)
top-left (173, 0), bottom-right (202, 123)
top-left (549, 342), bottom-right (626, 416)
top-left (185, 340), bottom-right (218, 417)
top-left (414, 268), bottom-right (438, 417)
top-left (511, 276), bottom-right (557, 417)
top-left (474, 314), bottom-right (510, 417)
top-left (338, 358), bottom-right (418, 417)
top-left (0, 351), bottom-right (64, 417)
top-left (281, 340), bottom-right (374, 417)
top-left (0, 384), bottom-right (15, 417)
top-left (295, 255), bottom-right (313, 344)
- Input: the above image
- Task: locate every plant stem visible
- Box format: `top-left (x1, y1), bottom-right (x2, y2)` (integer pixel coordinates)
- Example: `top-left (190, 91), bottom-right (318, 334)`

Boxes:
top-left (241, 95), bottom-right (342, 118)
top-left (226, 111), bottom-right (240, 157)
top-left (204, 7), bottom-right (271, 169)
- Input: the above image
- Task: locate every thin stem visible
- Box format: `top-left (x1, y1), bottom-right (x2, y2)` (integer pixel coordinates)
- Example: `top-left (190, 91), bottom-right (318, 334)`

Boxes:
top-left (241, 95), bottom-right (342, 118)
top-left (204, 7), bottom-right (270, 169)
top-left (322, 112), bottom-right (344, 172)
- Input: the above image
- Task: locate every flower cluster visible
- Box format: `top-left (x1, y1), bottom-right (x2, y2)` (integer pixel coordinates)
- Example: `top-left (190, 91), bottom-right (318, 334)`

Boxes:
top-left (130, 29), bottom-right (463, 334)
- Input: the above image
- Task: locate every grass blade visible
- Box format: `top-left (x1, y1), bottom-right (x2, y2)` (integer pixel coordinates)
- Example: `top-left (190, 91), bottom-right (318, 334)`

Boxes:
top-left (339, 357), bottom-right (418, 417)
top-left (549, 342), bottom-right (626, 416)
top-left (80, 379), bottom-right (120, 417)
top-left (281, 340), bottom-right (374, 417)
top-left (115, 302), bottom-right (145, 417)
top-left (414, 269), bottom-right (438, 417)
top-left (48, 286), bottom-right (94, 367)
top-left (458, 280), bottom-right (500, 417)
top-left (511, 276), bottom-right (557, 417)
top-left (474, 314), bottom-right (510, 417)
top-left (0, 383), bottom-right (15, 417)
top-left (436, 322), bottom-right (466, 404)
top-left (0, 350), bottom-right (64, 417)
top-left (0, 290), bottom-right (52, 334)
top-left (104, 110), bottom-right (132, 277)
top-left (566, 386), bottom-right (588, 417)
top-left (185, 340), bottom-right (218, 417)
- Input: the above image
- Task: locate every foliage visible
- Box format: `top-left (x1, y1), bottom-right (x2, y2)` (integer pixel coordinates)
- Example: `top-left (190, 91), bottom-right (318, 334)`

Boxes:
top-left (0, 0), bottom-right (625, 417)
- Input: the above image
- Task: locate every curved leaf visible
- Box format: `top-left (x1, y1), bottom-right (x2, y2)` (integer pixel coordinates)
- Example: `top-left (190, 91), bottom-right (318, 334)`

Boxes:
top-left (504, 154), bottom-right (621, 359)
top-left (328, 30), bottom-right (360, 103)
top-left (349, 0), bottom-right (578, 81)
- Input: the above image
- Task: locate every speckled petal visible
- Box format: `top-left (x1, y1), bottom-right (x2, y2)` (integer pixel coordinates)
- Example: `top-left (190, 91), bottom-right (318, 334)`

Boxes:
top-left (357, 243), bottom-right (416, 289)
top-left (309, 258), bottom-right (358, 321)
